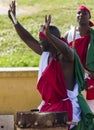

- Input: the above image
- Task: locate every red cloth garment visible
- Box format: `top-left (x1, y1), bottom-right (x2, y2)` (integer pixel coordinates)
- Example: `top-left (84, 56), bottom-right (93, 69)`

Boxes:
top-left (60, 37), bottom-right (68, 43)
top-left (86, 78), bottom-right (94, 100)
top-left (68, 32), bottom-right (94, 100)
top-left (69, 35), bottom-right (90, 69)
top-left (89, 21), bottom-right (94, 27)
top-left (39, 32), bottom-right (67, 43)
top-left (37, 57), bottom-right (73, 121)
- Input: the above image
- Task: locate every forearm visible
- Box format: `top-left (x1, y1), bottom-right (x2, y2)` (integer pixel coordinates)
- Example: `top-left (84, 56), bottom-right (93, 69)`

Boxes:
top-left (14, 22), bottom-right (42, 55)
top-left (46, 31), bottom-right (74, 60)
top-left (8, 1), bottom-right (42, 55)
top-left (14, 22), bottom-right (34, 44)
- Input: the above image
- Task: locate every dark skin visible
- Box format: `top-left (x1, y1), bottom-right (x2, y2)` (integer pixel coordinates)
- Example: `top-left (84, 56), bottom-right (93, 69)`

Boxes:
top-left (38, 15), bottom-right (75, 91)
top-left (8, 1), bottom-right (57, 56)
top-left (8, 1), bottom-right (60, 55)
top-left (8, 0), bottom-right (42, 55)
top-left (64, 9), bottom-right (90, 38)
top-left (76, 10), bottom-right (90, 36)
top-left (64, 9), bottom-right (94, 79)
top-left (8, 1), bottom-right (75, 91)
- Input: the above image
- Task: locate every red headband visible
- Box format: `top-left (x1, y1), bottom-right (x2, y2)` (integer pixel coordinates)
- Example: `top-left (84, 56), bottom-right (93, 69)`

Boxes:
top-left (39, 32), bottom-right (46, 39)
top-left (39, 32), bottom-right (67, 44)
top-left (77, 5), bottom-right (91, 17)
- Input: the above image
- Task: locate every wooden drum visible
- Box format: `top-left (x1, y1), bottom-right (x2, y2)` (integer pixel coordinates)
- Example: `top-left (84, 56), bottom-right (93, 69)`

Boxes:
top-left (15, 110), bottom-right (68, 130)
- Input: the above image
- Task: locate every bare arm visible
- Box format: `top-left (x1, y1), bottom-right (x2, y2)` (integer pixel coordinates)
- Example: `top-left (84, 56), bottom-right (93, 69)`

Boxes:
top-left (43, 15), bottom-right (74, 61)
top-left (14, 22), bottom-right (42, 55)
top-left (8, 0), bottom-right (42, 55)
top-left (48, 35), bottom-right (74, 61)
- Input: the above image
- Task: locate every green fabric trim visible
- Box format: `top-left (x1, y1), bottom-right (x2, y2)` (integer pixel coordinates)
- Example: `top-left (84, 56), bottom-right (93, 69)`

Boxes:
top-left (73, 50), bottom-right (94, 130)
top-left (77, 94), bottom-right (94, 129)
top-left (86, 28), bottom-right (94, 71)
top-left (74, 50), bottom-right (85, 92)
top-left (71, 119), bottom-right (94, 130)
top-left (71, 120), bottom-right (85, 130)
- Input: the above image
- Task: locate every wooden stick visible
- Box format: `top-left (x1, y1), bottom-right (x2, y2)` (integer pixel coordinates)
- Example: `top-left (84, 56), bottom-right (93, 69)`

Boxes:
top-left (72, 26), bottom-right (76, 48)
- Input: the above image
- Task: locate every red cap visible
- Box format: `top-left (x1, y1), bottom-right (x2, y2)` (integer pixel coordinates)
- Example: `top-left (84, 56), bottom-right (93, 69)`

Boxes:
top-left (77, 5), bottom-right (94, 27)
top-left (77, 5), bottom-right (91, 17)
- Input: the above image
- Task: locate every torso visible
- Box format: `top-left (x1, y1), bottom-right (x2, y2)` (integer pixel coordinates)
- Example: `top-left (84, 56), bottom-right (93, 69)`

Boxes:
top-left (59, 54), bottom-right (75, 90)
top-left (48, 53), bottom-right (75, 91)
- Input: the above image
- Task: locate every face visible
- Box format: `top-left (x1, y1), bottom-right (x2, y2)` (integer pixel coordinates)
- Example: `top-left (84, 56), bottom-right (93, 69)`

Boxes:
top-left (39, 38), bottom-right (49, 51)
top-left (39, 38), bottom-right (57, 53)
top-left (76, 10), bottom-right (90, 25)
top-left (39, 25), bottom-right (60, 53)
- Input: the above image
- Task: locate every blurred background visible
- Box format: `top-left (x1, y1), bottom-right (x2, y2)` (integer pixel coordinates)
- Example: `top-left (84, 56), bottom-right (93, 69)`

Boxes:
top-left (0, 0), bottom-right (94, 67)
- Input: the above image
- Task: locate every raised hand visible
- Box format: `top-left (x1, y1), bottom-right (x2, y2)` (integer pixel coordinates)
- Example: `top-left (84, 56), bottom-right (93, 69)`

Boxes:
top-left (8, 0), bottom-right (17, 24)
top-left (39, 15), bottom-right (52, 36)
top-left (44, 15), bottom-right (51, 35)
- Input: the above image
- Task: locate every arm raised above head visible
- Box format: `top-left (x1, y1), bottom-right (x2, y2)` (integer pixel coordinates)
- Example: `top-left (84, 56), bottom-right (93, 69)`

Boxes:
top-left (42, 15), bottom-right (74, 61)
top-left (14, 22), bottom-right (42, 55)
top-left (8, 0), bottom-right (42, 55)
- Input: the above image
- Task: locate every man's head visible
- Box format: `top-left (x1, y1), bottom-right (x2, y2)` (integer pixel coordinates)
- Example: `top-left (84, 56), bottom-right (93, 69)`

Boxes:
top-left (39, 25), bottom-right (61, 52)
top-left (77, 5), bottom-right (91, 18)
top-left (76, 5), bottom-right (91, 26)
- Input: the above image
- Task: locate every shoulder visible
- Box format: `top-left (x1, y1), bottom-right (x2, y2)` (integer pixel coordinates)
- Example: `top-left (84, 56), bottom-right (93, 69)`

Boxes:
top-left (64, 25), bottom-right (76, 43)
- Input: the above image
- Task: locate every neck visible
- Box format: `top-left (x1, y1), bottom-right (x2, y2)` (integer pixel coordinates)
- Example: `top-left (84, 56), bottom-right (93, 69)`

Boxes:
top-left (77, 25), bottom-right (90, 36)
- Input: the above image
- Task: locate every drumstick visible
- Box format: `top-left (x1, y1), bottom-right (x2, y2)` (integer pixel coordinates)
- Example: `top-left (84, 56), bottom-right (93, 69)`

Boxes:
top-left (66, 121), bottom-right (78, 126)
top-left (10, 11), bottom-right (18, 25)
top-left (72, 26), bottom-right (76, 48)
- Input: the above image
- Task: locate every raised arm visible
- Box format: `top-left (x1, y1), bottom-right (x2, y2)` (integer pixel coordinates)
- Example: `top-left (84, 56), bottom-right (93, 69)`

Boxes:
top-left (42, 15), bottom-right (74, 61)
top-left (8, 0), bottom-right (42, 55)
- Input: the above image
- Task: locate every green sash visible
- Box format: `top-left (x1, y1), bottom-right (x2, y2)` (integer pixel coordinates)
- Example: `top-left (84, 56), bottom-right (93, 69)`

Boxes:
top-left (73, 50), bottom-right (94, 130)
top-left (86, 28), bottom-right (94, 71)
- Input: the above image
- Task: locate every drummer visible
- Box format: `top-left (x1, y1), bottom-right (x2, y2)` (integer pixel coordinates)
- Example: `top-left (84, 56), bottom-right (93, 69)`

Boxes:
top-left (8, 1), bottom-right (94, 130)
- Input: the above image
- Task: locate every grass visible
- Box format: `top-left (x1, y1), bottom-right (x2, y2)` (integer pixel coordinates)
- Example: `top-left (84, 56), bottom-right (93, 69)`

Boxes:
top-left (0, 0), bottom-right (94, 67)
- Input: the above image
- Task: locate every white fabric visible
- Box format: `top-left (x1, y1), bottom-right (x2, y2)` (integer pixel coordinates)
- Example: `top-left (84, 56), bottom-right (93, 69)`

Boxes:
top-left (67, 25), bottom-right (81, 43)
top-left (38, 52), bottom-right (50, 109)
top-left (85, 72), bottom-right (90, 79)
top-left (38, 100), bottom-right (45, 110)
top-left (67, 83), bottom-right (81, 128)
top-left (38, 52), bottom-right (50, 81)
top-left (37, 51), bottom-right (81, 129)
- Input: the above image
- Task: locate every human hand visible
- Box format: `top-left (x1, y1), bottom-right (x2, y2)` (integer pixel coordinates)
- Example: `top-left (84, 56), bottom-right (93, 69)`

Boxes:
top-left (39, 15), bottom-right (51, 36)
top-left (8, 0), bottom-right (17, 24)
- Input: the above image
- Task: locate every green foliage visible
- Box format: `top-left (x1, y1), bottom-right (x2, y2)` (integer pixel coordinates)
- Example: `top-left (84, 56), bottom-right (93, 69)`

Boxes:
top-left (0, 0), bottom-right (94, 66)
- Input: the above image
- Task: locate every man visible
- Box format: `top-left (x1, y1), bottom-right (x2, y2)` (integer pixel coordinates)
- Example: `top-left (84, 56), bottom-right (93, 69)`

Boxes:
top-left (64, 5), bottom-right (94, 112)
top-left (8, 1), bottom-right (94, 129)
top-left (37, 15), bottom-right (94, 130)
